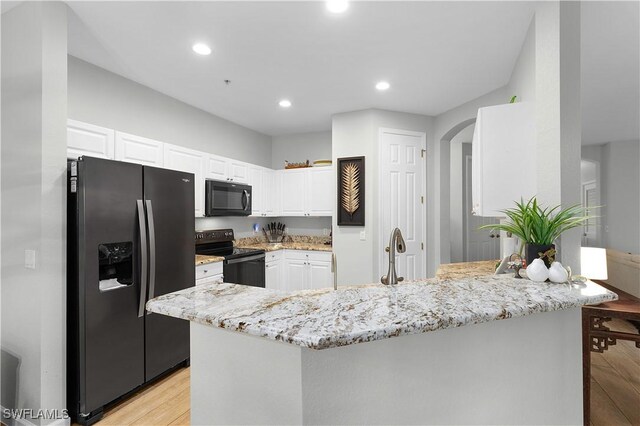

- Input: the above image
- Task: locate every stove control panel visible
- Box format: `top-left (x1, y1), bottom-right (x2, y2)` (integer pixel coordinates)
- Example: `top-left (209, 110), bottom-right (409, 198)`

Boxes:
top-left (195, 229), bottom-right (234, 244)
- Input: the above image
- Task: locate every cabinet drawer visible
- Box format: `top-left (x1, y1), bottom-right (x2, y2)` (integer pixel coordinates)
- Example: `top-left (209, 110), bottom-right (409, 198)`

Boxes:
top-left (196, 273), bottom-right (223, 286)
top-left (284, 250), bottom-right (332, 262)
top-left (196, 262), bottom-right (223, 280)
top-left (265, 250), bottom-right (283, 263)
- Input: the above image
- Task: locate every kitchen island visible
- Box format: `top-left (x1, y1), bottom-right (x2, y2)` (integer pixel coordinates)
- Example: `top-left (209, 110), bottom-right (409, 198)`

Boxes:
top-left (147, 275), bottom-right (616, 425)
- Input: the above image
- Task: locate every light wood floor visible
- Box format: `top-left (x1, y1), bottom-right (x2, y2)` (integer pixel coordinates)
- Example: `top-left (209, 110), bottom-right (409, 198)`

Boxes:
top-left (590, 318), bottom-right (640, 426)
top-left (95, 367), bottom-right (190, 426)
top-left (94, 320), bottom-right (639, 426)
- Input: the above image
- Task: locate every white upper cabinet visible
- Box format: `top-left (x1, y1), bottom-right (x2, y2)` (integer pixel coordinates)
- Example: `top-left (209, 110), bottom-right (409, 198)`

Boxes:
top-left (206, 155), bottom-right (229, 181)
top-left (67, 119), bottom-right (115, 160)
top-left (114, 131), bottom-right (164, 167)
top-left (206, 155), bottom-right (249, 183)
top-left (306, 167), bottom-right (334, 216)
top-left (163, 144), bottom-right (206, 217)
top-left (280, 168), bottom-right (334, 217)
top-left (472, 102), bottom-right (536, 217)
top-left (248, 166), bottom-right (264, 216)
top-left (228, 161), bottom-right (249, 183)
top-left (280, 169), bottom-right (307, 216)
top-left (262, 170), bottom-right (280, 217)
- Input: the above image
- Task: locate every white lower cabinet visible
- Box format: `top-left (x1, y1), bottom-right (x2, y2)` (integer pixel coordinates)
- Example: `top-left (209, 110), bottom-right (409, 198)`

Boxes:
top-left (265, 251), bottom-right (283, 290)
top-left (270, 250), bottom-right (333, 291)
top-left (196, 262), bottom-right (223, 286)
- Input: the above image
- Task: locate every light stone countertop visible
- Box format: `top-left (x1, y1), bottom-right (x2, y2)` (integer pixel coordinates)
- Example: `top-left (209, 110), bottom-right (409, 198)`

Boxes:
top-left (147, 275), bottom-right (617, 350)
top-left (436, 260), bottom-right (498, 280)
top-left (195, 254), bottom-right (224, 266)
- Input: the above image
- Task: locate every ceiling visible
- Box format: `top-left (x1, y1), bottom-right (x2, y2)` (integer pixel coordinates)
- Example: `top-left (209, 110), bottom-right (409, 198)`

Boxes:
top-left (581, 1), bottom-right (639, 145)
top-left (3, 1), bottom-right (637, 143)
top-left (65, 1), bottom-right (537, 136)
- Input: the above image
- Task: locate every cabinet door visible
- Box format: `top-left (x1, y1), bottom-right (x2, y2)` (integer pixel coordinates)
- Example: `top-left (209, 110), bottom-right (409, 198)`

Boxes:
top-left (163, 144), bottom-right (205, 217)
top-left (248, 166), bottom-right (263, 216)
top-left (206, 155), bottom-right (229, 181)
top-left (115, 131), bottom-right (163, 166)
top-left (265, 260), bottom-right (282, 290)
top-left (306, 167), bottom-right (334, 216)
top-left (284, 258), bottom-right (307, 291)
top-left (263, 170), bottom-right (280, 217)
top-left (308, 260), bottom-right (333, 290)
top-left (67, 119), bottom-right (115, 160)
top-left (280, 169), bottom-right (307, 216)
top-left (228, 161), bottom-right (249, 183)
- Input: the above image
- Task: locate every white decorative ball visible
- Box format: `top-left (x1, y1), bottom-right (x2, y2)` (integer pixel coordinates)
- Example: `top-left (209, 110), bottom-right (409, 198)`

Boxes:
top-left (526, 258), bottom-right (549, 282)
top-left (548, 261), bottom-right (569, 283)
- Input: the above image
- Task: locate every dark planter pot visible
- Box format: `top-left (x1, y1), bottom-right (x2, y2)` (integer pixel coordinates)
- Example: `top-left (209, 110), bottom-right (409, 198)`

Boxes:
top-left (525, 243), bottom-right (555, 268)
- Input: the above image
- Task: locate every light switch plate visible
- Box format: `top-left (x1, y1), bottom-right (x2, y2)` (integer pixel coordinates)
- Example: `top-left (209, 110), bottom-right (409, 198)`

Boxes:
top-left (359, 230), bottom-right (366, 241)
top-left (25, 249), bottom-right (36, 269)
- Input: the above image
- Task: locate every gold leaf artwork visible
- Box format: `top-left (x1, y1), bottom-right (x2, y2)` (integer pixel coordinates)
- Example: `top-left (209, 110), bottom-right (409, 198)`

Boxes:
top-left (341, 162), bottom-right (360, 218)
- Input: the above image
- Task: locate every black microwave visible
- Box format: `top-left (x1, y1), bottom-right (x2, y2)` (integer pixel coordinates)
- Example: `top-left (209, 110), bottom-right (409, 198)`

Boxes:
top-left (204, 179), bottom-right (252, 216)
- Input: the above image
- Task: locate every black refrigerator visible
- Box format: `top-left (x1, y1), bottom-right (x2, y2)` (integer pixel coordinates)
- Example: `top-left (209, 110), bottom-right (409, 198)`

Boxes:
top-left (67, 156), bottom-right (195, 425)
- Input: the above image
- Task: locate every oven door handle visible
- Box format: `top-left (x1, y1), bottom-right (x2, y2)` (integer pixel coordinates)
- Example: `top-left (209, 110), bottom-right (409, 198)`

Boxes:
top-left (225, 253), bottom-right (265, 264)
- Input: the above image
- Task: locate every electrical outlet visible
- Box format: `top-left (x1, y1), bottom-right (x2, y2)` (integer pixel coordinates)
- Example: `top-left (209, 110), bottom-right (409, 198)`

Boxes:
top-left (25, 249), bottom-right (36, 269)
top-left (359, 230), bottom-right (366, 241)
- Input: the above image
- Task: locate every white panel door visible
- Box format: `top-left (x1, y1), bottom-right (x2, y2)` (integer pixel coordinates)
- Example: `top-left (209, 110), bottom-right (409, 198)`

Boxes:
top-left (206, 155), bottom-right (229, 181)
top-left (67, 119), bottom-right (115, 160)
top-left (228, 161), bottom-right (249, 183)
top-left (280, 169), bottom-right (306, 216)
top-left (114, 131), bottom-right (163, 166)
top-left (306, 167), bottom-right (334, 217)
top-left (465, 156), bottom-right (499, 261)
top-left (284, 258), bottom-right (307, 291)
top-left (265, 260), bottom-right (282, 290)
top-left (308, 260), bottom-right (332, 289)
top-left (379, 129), bottom-right (426, 281)
top-left (163, 144), bottom-right (206, 217)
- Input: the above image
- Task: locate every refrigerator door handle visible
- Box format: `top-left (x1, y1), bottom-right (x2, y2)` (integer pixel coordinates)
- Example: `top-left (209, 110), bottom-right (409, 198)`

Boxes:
top-left (145, 199), bottom-right (157, 309)
top-left (137, 200), bottom-right (149, 318)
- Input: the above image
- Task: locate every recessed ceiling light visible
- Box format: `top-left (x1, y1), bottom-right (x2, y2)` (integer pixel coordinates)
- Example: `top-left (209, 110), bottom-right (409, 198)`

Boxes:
top-left (326, 0), bottom-right (349, 14)
top-left (192, 43), bottom-right (211, 56)
top-left (376, 81), bottom-right (391, 91)
top-left (279, 99), bottom-right (292, 108)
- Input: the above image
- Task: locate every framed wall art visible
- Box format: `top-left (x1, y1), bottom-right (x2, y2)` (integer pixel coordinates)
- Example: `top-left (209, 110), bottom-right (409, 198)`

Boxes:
top-left (337, 156), bottom-right (365, 226)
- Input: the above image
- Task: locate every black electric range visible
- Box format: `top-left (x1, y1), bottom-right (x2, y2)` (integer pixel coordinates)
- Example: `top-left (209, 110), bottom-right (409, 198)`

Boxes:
top-left (195, 229), bottom-right (265, 287)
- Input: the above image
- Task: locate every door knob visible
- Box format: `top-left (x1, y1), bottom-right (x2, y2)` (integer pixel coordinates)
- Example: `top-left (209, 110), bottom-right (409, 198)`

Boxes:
top-left (385, 246), bottom-right (390, 253)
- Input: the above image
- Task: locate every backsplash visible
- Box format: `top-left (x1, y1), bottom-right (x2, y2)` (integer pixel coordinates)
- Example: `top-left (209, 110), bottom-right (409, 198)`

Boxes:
top-left (236, 234), bottom-right (331, 246)
top-left (195, 216), bottom-right (331, 239)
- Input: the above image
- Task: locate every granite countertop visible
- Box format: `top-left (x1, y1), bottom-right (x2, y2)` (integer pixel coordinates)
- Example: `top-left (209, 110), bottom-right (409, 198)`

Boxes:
top-left (146, 275), bottom-right (617, 350)
top-left (237, 242), bottom-right (332, 252)
top-left (195, 254), bottom-right (224, 266)
top-left (436, 260), bottom-right (498, 280)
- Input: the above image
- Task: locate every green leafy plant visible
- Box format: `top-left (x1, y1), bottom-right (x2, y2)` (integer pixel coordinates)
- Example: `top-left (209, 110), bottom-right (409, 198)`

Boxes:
top-left (479, 197), bottom-right (594, 245)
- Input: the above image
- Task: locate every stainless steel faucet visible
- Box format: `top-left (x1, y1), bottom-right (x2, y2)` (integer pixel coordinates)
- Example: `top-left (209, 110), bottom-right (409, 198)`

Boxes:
top-left (381, 228), bottom-right (406, 285)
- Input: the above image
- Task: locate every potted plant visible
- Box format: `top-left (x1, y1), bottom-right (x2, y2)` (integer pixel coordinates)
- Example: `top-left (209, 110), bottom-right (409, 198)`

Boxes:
top-left (480, 197), bottom-right (592, 267)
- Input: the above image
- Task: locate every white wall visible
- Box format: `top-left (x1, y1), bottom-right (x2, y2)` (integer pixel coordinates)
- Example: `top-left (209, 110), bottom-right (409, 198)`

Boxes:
top-left (332, 109), bottom-right (433, 285)
top-left (271, 131), bottom-right (331, 170)
top-left (507, 17), bottom-right (536, 103)
top-left (601, 140), bottom-right (640, 254)
top-left (68, 56), bottom-right (273, 168)
top-left (1, 2), bottom-right (68, 421)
